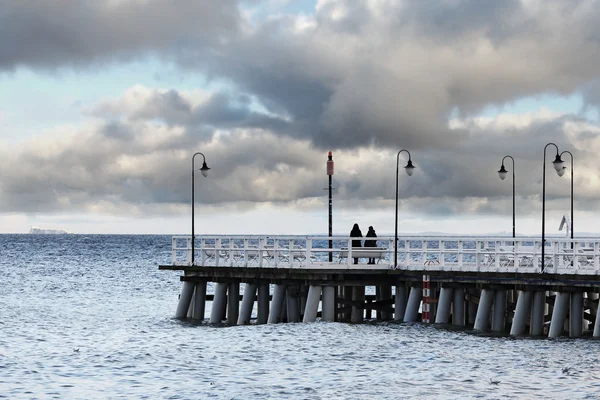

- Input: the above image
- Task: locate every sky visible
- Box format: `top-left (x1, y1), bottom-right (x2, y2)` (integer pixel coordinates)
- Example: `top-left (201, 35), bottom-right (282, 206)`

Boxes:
top-left (2, 0), bottom-right (600, 236)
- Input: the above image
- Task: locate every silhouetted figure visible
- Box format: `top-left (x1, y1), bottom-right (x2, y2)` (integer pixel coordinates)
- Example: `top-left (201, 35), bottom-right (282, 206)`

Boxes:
top-left (350, 223), bottom-right (363, 264)
top-left (365, 226), bottom-right (377, 264)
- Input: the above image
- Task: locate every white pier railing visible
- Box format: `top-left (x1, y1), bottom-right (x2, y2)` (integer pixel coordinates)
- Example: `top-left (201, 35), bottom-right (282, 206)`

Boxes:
top-left (169, 235), bottom-right (600, 275)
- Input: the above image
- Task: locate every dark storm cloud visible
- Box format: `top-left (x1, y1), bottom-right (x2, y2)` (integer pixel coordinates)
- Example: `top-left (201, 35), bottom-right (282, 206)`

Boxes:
top-left (0, 0), bottom-right (241, 69)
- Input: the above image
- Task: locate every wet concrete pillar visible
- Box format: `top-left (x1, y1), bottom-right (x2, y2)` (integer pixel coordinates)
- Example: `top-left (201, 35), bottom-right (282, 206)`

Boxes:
top-left (227, 282), bottom-right (240, 326)
top-left (549, 292), bottom-right (570, 338)
top-left (491, 290), bottom-right (507, 332)
top-left (303, 285), bottom-right (322, 322)
top-left (435, 287), bottom-right (452, 324)
top-left (570, 292), bottom-right (584, 338)
top-left (404, 287), bottom-right (423, 323)
top-left (191, 281), bottom-right (207, 320)
top-left (322, 286), bottom-right (336, 322)
top-left (209, 282), bottom-right (228, 324)
top-left (343, 286), bottom-right (353, 322)
top-left (238, 283), bottom-right (257, 325)
top-left (286, 287), bottom-right (300, 323)
top-left (474, 289), bottom-right (494, 332)
top-left (380, 285), bottom-right (393, 320)
top-left (453, 288), bottom-right (465, 326)
top-left (351, 286), bottom-right (365, 323)
top-left (394, 285), bottom-right (408, 321)
top-left (268, 284), bottom-right (287, 324)
top-left (530, 291), bottom-right (546, 336)
top-left (175, 281), bottom-right (195, 319)
top-left (257, 282), bottom-right (270, 324)
top-left (510, 290), bottom-right (532, 336)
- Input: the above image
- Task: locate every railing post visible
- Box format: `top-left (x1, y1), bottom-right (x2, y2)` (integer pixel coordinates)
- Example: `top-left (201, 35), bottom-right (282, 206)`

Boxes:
top-left (258, 237), bottom-right (265, 267)
top-left (552, 241), bottom-right (558, 273)
top-left (348, 238), bottom-right (352, 267)
top-left (274, 239), bottom-right (279, 268)
top-left (289, 239), bottom-right (294, 267)
top-left (440, 240), bottom-right (445, 267)
top-left (215, 238), bottom-right (221, 267)
top-left (306, 238), bottom-right (312, 266)
top-left (594, 241), bottom-right (600, 274)
top-left (457, 240), bottom-right (463, 268)
top-left (172, 237), bottom-right (177, 265)
top-left (405, 239), bottom-right (410, 268)
top-left (389, 238), bottom-right (394, 267)
top-left (243, 238), bottom-right (249, 267)
top-left (187, 237), bottom-right (192, 266)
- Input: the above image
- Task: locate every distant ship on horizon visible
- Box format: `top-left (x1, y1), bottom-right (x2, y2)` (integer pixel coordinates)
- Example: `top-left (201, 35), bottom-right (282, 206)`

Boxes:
top-left (29, 226), bottom-right (72, 235)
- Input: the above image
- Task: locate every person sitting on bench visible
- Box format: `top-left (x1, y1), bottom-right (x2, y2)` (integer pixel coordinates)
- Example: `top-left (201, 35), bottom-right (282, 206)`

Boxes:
top-left (365, 226), bottom-right (378, 264)
top-left (350, 223), bottom-right (363, 264)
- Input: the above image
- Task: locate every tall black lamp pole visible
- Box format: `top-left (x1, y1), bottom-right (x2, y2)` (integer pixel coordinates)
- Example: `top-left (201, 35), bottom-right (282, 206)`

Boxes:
top-left (498, 155), bottom-right (515, 238)
top-left (395, 150), bottom-right (415, 269)
top-left (541, 143), bottom-right (564, 271)
top-left (191, 152), bottom-right (210, 266)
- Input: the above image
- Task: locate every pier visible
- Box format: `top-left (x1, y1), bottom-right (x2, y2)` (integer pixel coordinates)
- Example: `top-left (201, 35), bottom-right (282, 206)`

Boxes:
top-left (159, 235), bottom-right (600, 337)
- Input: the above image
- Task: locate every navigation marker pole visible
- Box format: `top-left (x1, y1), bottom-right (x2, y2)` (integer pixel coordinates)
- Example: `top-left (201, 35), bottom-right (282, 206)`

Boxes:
top-left (327, 152), bottom-right (334, 262)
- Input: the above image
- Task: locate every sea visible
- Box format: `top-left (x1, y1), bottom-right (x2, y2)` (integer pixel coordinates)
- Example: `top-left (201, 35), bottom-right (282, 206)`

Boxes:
top-left (2, 234), bottom-right (600, 399)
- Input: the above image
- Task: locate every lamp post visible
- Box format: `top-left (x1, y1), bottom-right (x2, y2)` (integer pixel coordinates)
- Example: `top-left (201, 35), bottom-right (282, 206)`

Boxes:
top-left (395, 149), bottom-right (415, 269)
top-left (558, 150), bottom-right (574, 245)
top-left (498, 155), bottom-right (515, 238)
top-left (541, 143), bottom-right (564, 271)
top-left (191, 152), bottom-right (210, 266)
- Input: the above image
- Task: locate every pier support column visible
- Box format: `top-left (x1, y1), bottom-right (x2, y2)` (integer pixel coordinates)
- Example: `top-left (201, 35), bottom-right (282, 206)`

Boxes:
top-left (351, 286), bottom-right (365, 323)
top-left (474, 289), bottom-right (494, 332)
top-left (530, 291), bottom-right (546, 336)
top-left (268, 284), bottom-right (287, 324)
top-left (192, 281), bottom-right (207, 320)
top-left (570, 292), bottom-right (584, 338)
top-left (549, 291), bottom-right (570, 338)
top-left (452, 288), bottom-right (465, 326)
top-left (210, 282), bottom-right (228, 324)
top-left (322, 286), bottom-right (336, 322)
top-left (380, 285), bottom-right (393, 320)
top-left (467, 290), bottom-right (478, 325)
top-left (492, 290), bottom-right (507, 332)
top-left (343, 286), bottom-right (353, 322)
top-left (257, 282), bottom-right (270, 324)
top-left (238, 283), bottom-right (257, 325)
top-left (303, 285), bottom-right (322, 322)
top-left (594, 292), bottom-right (600, 337)
top-left (227, 282), bottom-right (240, 326)
top-left (404, 287), bottom-right (422, 323)
top-left (286, 286), bottom-right (300, 323)
top-left (394, 285), bottom-right (408, 321)
top-left (175, 281), bottom-right (195, 319)
top-left (510, 290), bottom-right (532, 336)
top-left (435, 287), bottom-right (453, 324)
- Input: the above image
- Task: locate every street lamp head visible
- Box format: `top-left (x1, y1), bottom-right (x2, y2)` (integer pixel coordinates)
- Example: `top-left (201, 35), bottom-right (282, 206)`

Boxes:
top-left (404, 159), bottom-right (415, 176)
top-left (200, 161), bottom-right (210, 177)
top-left (557, 166), bottom-right (567, 177)
top-left (552, 153), bottom-right (564, 172)
top-left (497, 164), bottom-right (508, 180)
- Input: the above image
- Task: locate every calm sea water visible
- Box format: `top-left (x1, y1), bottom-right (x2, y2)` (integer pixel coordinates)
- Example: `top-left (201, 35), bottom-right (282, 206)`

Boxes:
top-left (2, 234), bottom-right (600, 399)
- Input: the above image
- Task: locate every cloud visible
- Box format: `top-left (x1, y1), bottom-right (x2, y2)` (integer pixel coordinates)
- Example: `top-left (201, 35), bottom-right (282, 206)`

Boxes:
top-left (4, 0), bottom-right (600, 152)
top-left (1, 89), bottom-right (599, 223)
top-left (0, 0), bottom-right (241, 69)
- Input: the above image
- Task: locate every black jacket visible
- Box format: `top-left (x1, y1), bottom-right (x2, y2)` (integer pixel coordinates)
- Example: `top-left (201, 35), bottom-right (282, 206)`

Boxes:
top-left (365, 229), bottom-right (377, 247)
top-left (350, 225), bottom-right (362, 247)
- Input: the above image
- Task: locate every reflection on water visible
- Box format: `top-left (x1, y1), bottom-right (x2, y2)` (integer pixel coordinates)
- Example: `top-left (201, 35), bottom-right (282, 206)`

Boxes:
top-left (1, 234), bottom-right (600, 399)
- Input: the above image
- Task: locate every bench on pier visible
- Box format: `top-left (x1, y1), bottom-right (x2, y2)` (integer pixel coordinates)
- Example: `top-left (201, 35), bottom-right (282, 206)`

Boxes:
top-left (338, 247), bottom-right (386, 264)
